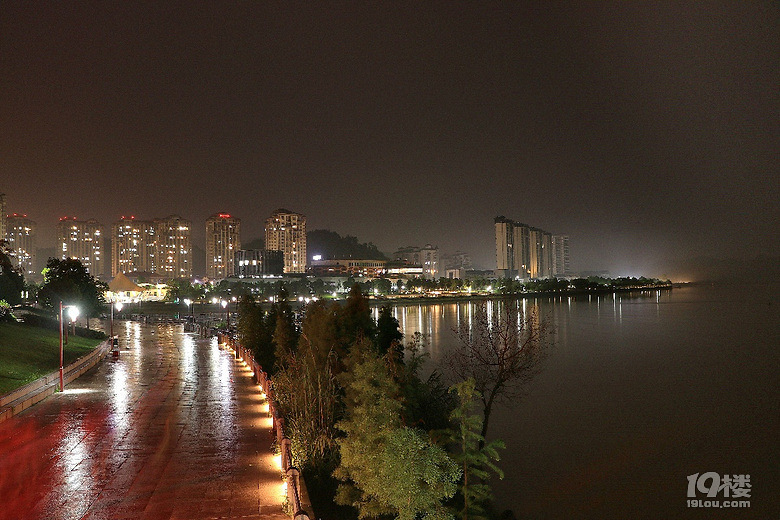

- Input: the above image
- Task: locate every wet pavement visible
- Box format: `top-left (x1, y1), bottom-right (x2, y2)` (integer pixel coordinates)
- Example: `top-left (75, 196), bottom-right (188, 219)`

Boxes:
top-left (0, 322), bottom-right (287, 520)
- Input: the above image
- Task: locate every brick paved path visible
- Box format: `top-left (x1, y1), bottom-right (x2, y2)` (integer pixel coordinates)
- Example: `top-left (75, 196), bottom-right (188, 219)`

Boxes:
top-left (0, 322), bottom-right (287, 520)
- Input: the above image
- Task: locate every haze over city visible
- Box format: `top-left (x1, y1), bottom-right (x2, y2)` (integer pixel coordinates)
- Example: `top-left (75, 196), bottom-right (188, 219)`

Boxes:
top-left (2, 3), bottom-right (777, 280)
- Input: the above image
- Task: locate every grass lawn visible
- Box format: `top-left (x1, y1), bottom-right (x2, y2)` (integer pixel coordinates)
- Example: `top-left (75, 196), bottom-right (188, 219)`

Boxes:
top-left (0, 322), bottom-right (103, 395)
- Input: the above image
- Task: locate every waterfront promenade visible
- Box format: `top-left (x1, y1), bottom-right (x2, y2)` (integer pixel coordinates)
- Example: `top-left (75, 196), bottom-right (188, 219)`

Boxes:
top-left (0, 322), bottom-right (286, 520)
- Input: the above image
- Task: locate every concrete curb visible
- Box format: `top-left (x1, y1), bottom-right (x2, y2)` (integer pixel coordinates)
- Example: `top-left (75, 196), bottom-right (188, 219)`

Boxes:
top-left (0, 338), bottom-right (112, 423)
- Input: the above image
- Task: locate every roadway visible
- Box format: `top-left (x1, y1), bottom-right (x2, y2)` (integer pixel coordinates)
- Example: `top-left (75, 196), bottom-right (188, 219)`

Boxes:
top-left (0, 322), bottom-right (286, 520)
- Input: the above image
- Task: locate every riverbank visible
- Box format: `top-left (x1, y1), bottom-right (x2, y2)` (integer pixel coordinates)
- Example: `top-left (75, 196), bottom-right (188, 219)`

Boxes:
top-left (366, 283), bottom-right (672, 307)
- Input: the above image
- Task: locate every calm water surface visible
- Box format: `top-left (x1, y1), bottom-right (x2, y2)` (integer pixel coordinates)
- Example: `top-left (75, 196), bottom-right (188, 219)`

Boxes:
top-left (383, 284), bottom-right (779, 519)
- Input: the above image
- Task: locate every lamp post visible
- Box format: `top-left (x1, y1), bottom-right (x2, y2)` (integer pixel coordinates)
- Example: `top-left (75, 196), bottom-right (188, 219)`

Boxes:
top-left (221, 299), bottom-right (228, 329)
top-left (59, 302), bottom-right (79, 392)
top-left (110, 301), bottom-right (123, 349)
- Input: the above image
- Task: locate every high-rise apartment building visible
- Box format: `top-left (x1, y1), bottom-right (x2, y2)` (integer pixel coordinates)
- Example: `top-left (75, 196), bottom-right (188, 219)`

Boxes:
top-left (552, 234), bottom-right (570, 277)
top-left (206, 213), bottom-right (241, 279)
top-left (110, 216), bottom-right (192, 279)
top-left (495, 216), bottom-right (563, 279)
top-left (5, 213), bottom-right (36, 277)
top-left (265, 209), bottom-right (306, 273)
top-left (111, 217), bottom-right (157, 276)
top-left (0, 193), bottom-right (6, 241)
top-left (58, 217), bottom-right (105, 277)
top-left (154, 215), bottom-right (192, 279)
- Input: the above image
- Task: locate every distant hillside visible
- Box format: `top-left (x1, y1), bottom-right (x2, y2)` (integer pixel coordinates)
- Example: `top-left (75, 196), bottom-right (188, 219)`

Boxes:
top-left (307, 229), bottom-right (388, 261)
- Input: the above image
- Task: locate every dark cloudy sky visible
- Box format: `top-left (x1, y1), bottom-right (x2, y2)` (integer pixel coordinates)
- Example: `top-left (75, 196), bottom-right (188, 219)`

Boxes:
top-left (2, 2), bottom-right (777, 279)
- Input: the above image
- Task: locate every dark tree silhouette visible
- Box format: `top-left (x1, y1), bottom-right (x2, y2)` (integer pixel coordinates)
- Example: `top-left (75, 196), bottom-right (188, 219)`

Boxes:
top-left (448, 301), bottom-right (550, 444)
top-left (38, 257), bottom-right (107, 327)
top-left (0, 240), bottom-right (25, 305)
top-left (376, 305), bottom-right (402, 357)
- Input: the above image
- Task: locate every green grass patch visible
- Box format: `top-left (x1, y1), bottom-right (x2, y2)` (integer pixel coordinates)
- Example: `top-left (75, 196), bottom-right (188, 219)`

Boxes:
top-left (0, 322), bottom-right (103, 395)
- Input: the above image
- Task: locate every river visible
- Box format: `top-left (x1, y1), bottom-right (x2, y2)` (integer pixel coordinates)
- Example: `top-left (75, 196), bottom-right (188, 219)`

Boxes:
top-left (381, 283), bottom-right (779, 518)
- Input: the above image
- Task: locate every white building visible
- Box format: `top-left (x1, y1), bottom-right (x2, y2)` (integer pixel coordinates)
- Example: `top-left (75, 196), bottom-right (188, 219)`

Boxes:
top-left (394, 244), bottom-right (440, 280)
top-left (265, 209), bottom-right (306, 273)
top-left (206, 213), bottom-right (241, 279)
top-left (58, 217), bottom-right (105, 277)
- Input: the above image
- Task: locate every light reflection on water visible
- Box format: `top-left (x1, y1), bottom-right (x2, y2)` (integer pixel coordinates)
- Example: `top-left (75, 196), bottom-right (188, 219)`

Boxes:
top-left (387, 286), bottom-right (780, 518)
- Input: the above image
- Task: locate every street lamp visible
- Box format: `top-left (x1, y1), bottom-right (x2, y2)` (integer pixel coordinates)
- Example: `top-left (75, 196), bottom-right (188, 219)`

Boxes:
top-left (110, 300), bottom-right (123, 340)
top-left (221, 299), bottom-right (228, 329)
top-left (59, 302), bottom-right (79, 392)
top-left (110, 301), bottom-right (123, 349)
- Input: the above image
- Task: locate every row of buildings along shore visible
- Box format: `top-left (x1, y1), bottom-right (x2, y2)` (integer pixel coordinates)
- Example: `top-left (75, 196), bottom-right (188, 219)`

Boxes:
top-left (495, 216), bottom-right (570, 279)
top-left (1, 193), bottom-right (570, 284)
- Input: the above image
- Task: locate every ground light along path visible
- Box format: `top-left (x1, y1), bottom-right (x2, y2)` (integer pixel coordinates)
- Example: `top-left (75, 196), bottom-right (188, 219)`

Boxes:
top-left (0, 322), bottom-right (287, 520)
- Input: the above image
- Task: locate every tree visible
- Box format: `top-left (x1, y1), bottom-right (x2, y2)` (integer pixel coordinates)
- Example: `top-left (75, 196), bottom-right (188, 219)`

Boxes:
top-left (372, 277), bottom-right (392, 295)
top-left (440, 379), bottom-right (505, 520)
top-left (273, 336), bottom-right (339, 469)
top-left (334, 341), bottom-right (460, 520)
top-left (376, 305), bottom-right (402, 357)
top-left (389, 332), bottom-right (455, 432)
top-left (338, 284), bottom-right (376, 349)
top-left (237, 295), bottom-right (276, 373)
top-left (448, 301), bottom-right (549, 444)
top-left (299, 300), bottom-right (341, 366)
top-left (38, 258), bottom-right (108, 327)
top-left (164, 279), bottom-right (205, 302)
top-left (0, 242), bottom-right (24, 305)
top-left (272, 284), bottom-right (299, 366)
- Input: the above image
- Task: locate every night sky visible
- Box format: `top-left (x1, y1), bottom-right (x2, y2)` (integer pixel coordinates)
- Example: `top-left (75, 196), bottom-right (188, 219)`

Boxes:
top-left (2, 2), bottom-right (777, 279)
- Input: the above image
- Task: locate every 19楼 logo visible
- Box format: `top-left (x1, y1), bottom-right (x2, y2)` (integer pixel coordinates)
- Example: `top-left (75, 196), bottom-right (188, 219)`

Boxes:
top-left (686, 472), bottom-right (751, 509)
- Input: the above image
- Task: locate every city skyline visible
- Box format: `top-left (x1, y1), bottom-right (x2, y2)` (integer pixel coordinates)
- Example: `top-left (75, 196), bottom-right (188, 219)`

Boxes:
top-left (4, 202), bottom-right (568, 276)
top-left (1, 4), bottom-right (777, 280)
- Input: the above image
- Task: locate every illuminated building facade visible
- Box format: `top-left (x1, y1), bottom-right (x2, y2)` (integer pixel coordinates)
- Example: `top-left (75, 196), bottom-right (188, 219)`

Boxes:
top-left (265, 209), bottom-right (306, 273)
top-left (154, 215), bottom-right (192, 279)
top-left (308, 258), bottom-right (387, 278)
top-left (495, 216), bottom-right (560, 279)
top-left (234, 249), bottom-right (284, 278)
top-left (57, 217), bottom-right (105, 277)
top-left (206, 213), bottom-right (241, 279)
top-left (111, 217), bottom-right (156, 276)
top-left (5, 213), bottom-right (36, 277)
top-left (393, 244), bottom-right (440, 279)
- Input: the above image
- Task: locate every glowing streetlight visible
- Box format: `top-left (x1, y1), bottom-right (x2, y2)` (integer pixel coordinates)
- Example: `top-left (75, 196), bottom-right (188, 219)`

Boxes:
top-left (221, 299), bottom-right (229, 329)
top-left (110, 300), bottom-right (123, 343)
top-left (59, 302), bottom-right (79, 392)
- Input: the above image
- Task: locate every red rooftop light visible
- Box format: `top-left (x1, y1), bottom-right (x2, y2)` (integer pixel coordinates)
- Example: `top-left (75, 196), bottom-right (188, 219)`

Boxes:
top-left (218, 213), bottom-right (231, 218)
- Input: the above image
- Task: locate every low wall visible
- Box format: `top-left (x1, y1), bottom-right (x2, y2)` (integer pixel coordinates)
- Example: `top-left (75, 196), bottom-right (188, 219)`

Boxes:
top-left (215, 332), bottom-right (314, 520)
top-left (0, 338), bottom-right (112, 423)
